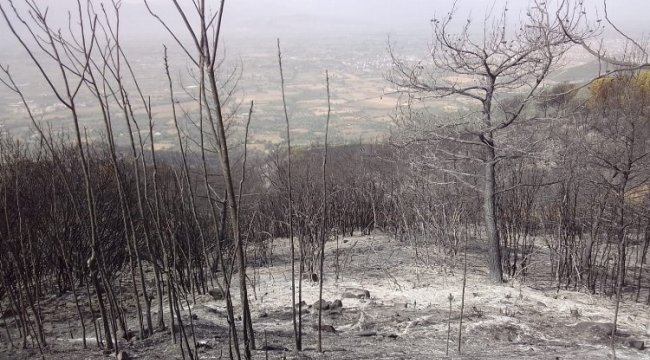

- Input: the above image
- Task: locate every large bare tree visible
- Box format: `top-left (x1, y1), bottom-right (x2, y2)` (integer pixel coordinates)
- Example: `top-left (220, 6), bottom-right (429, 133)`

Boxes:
top-left (389, 0), bottom-right (589, 282)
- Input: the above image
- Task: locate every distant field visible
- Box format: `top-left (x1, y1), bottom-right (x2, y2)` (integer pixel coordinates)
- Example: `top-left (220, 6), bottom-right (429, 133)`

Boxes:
top-left (0, 36), bottom-right (605, 152)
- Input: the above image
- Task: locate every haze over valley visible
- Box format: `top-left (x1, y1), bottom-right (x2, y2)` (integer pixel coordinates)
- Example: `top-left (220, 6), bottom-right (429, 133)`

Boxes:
top-left (0, 0), bottom-right (642, 150)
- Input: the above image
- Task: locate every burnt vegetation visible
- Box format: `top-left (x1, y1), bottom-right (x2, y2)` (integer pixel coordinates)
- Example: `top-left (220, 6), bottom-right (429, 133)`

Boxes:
top-left (1, 0), bottom-right (650, 359)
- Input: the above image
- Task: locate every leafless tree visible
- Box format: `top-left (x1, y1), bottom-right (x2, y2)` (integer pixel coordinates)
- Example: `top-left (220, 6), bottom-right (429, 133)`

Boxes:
top-left (389, 0), bottom-right (589, 282)
top-left (317, 70), bottom-right (332, 353)
top-left (277, 38), bottom-right (303, 351)
top-left (0, 0), bottom-right (117, 349)
top-left (145, 0), bottom-right (255, 357)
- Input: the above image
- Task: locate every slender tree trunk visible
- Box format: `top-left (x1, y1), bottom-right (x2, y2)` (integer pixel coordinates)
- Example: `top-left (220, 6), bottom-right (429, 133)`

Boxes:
top-left (318, 70), bottom-right (332, 353)
top-left (611, 171), bottom-right (630, 358)
top-left (277, 38), bottom-right (301, 351)
top-left (206, 67), bottom-right (255, 357)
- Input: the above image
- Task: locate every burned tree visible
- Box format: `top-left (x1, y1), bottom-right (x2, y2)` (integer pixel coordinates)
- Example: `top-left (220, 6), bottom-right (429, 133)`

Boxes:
top-left (389, 0), bottom-right (588, 282)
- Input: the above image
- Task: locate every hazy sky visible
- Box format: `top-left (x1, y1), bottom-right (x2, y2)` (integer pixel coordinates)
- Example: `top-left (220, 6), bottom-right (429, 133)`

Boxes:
top-left (1, 0), bottom-right (648, 48)
top-left (134, 0), bottom-right (650, 41)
